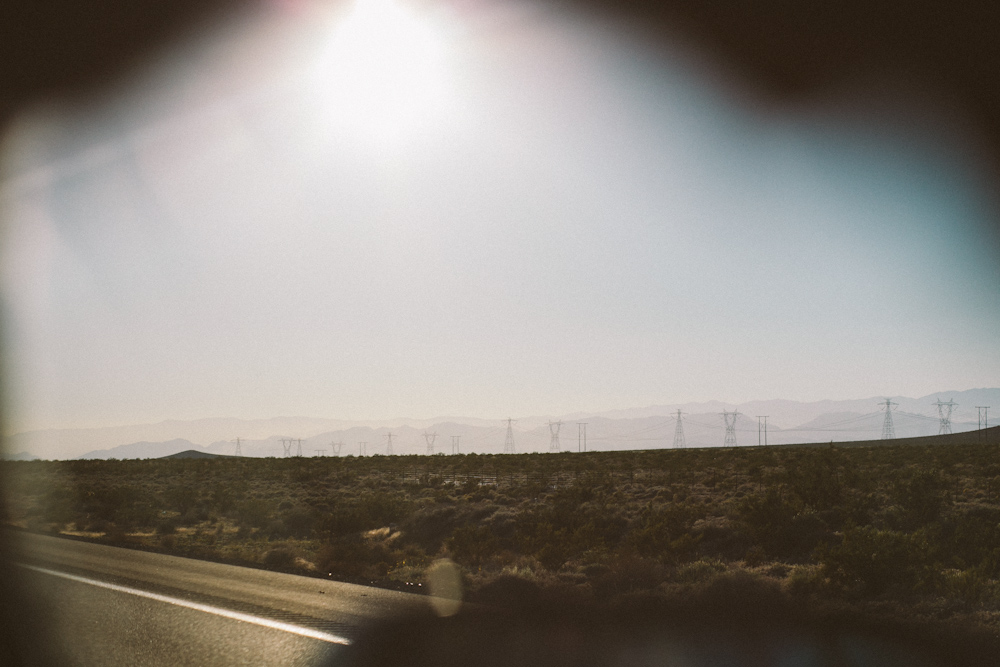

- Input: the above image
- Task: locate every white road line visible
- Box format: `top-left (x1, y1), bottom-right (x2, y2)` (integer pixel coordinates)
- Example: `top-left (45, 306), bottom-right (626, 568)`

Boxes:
top-left (18, 564), bottom-right (352, 646)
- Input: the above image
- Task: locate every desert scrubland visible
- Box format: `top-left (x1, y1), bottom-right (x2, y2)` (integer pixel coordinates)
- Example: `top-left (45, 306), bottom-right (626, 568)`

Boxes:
top-left (5, 433), bottom-right (1000, 634)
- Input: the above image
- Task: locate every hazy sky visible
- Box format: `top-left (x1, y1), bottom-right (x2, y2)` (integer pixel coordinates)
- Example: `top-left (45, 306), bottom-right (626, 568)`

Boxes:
top-left (2, 0), bottom-right (999, 433)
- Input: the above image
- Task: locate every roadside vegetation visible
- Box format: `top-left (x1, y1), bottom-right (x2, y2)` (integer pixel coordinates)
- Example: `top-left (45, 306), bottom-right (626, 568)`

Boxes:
top-left (4, 441), bottom-right (1000, 631)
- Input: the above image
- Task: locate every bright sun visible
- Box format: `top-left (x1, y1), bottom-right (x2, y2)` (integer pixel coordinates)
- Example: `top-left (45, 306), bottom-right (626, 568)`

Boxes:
top-left (311, 0), bottom-right (456, 146)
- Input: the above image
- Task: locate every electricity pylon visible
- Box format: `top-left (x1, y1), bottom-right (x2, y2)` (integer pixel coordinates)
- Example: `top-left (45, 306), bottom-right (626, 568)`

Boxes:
top-left (359, 441), bottom-right (367, 456)
top-left (548, 421), bottom-right (563, 452)
top-left (756, 416), bottom-right (769, 447)
top-left (385, 432), bottom-right (394, 456)
top-left (503, 418), bottom-right (516, 454)
top-left (295, 438), bottom-right (303, 457)
top-left (879, 399), bottom-right (898, 439)
top-left (451, 435), bottom-right (460, 454)
top-left (577, 423), bottom-right (588, 452)
top-left (424, 431), bottom-right (438, 455)
top-left (722, 410), bottom-right (739, 447)
top-left (672, 410), bottom-right (686, 449)
top-left (280, 438), bottom-right (293, 457)
top-left (977, 406), bottom-right (990, 442)
top-left (232, 437), bottom-right (242, 457)
top-left (933, 398), bottom-right (957, 435)
top-left (331, 441), bottom-right (344, 456)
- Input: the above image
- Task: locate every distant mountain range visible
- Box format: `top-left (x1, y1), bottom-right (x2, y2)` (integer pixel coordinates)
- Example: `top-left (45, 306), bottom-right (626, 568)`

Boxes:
top-left (4, 388), bottom-right (997, 460)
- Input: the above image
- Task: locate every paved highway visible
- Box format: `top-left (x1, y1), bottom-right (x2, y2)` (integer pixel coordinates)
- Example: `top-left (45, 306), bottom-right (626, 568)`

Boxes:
top-left (11, 533), bottom-right (429, 667)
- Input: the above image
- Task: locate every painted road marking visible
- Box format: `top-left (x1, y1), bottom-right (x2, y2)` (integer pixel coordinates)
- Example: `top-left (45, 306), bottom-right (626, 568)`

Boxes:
top-left (19, 564), bottom-right (352, 645)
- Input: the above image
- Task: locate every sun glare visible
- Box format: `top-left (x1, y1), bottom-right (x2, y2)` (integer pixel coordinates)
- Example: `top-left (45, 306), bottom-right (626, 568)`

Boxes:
top-left (310, 0), bottom-right (456, 146)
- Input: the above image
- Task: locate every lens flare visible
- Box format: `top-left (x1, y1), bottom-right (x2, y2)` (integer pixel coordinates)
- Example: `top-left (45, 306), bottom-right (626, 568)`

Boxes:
top-left (309, 0), bottom-right (456, 146)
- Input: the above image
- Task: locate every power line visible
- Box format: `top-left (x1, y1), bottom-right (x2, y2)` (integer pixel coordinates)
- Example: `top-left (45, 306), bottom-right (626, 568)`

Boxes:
top-left (673, 410), bottom-right (686, 449)
top-left (933, 398), bottom-right (957, 435)
top-left (879, 399), bottom-right (898, 440)
top-left (722, 410), bottom-right (740, 447)
top-left (977, 406), bottom-right (990, 442)
top-left (503, 418), bottom-right (516, 454)
top-left (548, 421), bottom-right (563, 452)
top-left (756, 416), bottom-right (768, 447)
top-left (423, 431), bottom-right (438, 455)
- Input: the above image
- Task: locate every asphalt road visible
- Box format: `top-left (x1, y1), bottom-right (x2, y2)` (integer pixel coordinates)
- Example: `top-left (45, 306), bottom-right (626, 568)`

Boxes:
top-left (10, 533), bottom-right (429, 667)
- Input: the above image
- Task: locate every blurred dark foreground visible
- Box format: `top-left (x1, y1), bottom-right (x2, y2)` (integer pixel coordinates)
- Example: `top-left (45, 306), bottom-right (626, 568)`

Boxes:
top-left (337, 574), bottom-right (1000, 667)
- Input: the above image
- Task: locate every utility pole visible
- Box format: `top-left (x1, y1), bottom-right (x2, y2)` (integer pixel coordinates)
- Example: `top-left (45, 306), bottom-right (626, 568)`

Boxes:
top-left (722, 410), bottom-right (739, 447)
top-left (280, 438), bottom-right (293, 457)
top-left (933, 398), bottom-right (957, 435)
top-left (503, 418), bottom-right (516, 454)
top-left (385, 432), bottom-right (394, 456)
top-left (359, 441), bottom-right (367, 456)
top-left (548, 421), bottom-right (563, 452)
top-left (879, 399), bottom-right (898, 439)
top-left (451, 435), bottom-right (461, 454)
top-left (314, 449), bottom-right (327, 456)
top-left (757, 415), bottom-right (769, 447)
top-left (577, 423), bottom-right (588, 452)
top-left (423, 432), bottom-right (438, 455)
top-left (672, 410), bottom-right (686, 449)
top-left (977, 406), bottom-right (990, 442)
top-left (232, 437), bottom-right (242, 457)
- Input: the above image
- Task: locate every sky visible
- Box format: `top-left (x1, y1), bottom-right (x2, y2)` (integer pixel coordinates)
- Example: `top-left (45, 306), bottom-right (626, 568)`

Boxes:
top-left (1, 0), bottom-right (999, 434)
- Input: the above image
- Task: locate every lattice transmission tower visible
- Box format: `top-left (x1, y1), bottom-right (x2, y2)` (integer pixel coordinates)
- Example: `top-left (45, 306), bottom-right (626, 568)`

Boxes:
top-left (756, 416), bottom-right (769, 447)
top-left (280, 438), bottom-right (293, 457)
top-left (548, 421), bottom-right (563, 452)
top-left (451, 435), bottom-right (461, 454)
top-left (673, 410), bottom-right (686, 449)
top-left (722, 410), bottom-right (739, 447)
top-left (423, 432), bottom-right (438, 455)
top-left (977, 406), bottom-right (991, 442)
top-left (385, 432), bottom-right (394, 456)
top-left (232, 437), bottom-right (242, 457)
top-left (933, 398), bottom-right (957, 435)
top-left (503, 418), bottom-right (516, 454)
top-left (577, 423), bottom-right (588, 452)
top-left (879, 399), bottom-right (898, 439)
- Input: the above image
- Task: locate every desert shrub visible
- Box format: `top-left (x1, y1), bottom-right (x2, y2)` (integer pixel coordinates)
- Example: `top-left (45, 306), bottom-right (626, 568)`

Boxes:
top-left (736, 488), bottom-right (830, 561)
top-left (316, 536), bottom-right (394, 578)
top-left (282, 507), bottom-right (317, 538)
top-left (263, 547), bottom-right (296, 570)
top-left (818, 525), bottom-right (933, 596)
top-left (939, 507), bottom-right (1000, 572)
top-left (783, 450), bottom-right (848, 512)
top-left (80, 484), bottom-right (144, 524)
top-left (322, 492), bottom-right (413, 536)
top-left (783, 564), bottom-right (825, 599)
top-left (447, 524), bottom-right (500, 567)
top-left (890, 470), bottom-right (950, 529)
top-left (628, 503), bottom-right (700, 562)
top-left (155, 519), bottom-right (177, 535)
top-left (164, 485), bottom-right (199, 514)
top-left (41, 486), bottom-right (76, 525)
top-left (675, 557), bottom-right (727, 584)
top-left (591, 554), bottom-right (666, 597)
top-left (236, 498), bottom-right (271, 528)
